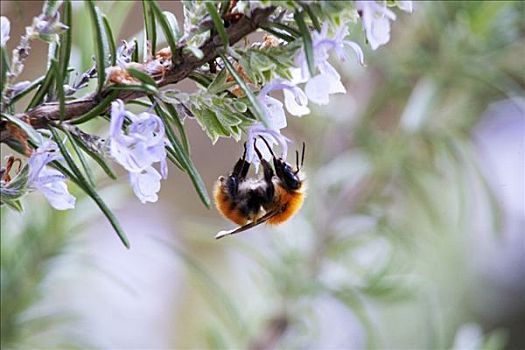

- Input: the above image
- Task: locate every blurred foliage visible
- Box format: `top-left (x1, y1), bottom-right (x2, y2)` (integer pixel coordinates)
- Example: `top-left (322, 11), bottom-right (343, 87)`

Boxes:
top-left (1, 1), bottom-right (524, 349)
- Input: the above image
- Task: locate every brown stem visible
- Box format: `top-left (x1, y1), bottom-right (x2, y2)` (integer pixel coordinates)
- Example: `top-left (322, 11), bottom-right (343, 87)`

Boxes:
top-left (13, 7), bottom-right (275, 129)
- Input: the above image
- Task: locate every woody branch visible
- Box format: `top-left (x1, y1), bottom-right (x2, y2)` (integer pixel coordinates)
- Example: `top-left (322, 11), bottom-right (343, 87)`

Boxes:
top-left (17, 7), bottom-right (275, 129)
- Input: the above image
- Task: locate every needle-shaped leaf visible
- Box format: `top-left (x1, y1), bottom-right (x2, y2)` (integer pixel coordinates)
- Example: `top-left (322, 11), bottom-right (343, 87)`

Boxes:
top-left (69, 129), bottom-right (117, 180)
top-left (50, 59), bottom-right (65, 123)
top-left (301, 3), bottom-right (322, 32)
top-left (87, 0), bottom-right (111, 94)
top-left (294, 10), bottom-right (316, 77)
top-left (9, 76), bottom-right (45, 104)
top-left (59, 0), bottom-right (72, 79)
top-left (71, 90), bottom-right (119, 124)
top-left (163, 102), bottom-right (190, 153)
top-left (107, 83), bottom-right (159, 95)
top-left (1, 113), bottom-right (41, 146)
top-left (142, 0), bottom-right (157, 55)
top-left (260, 24), bottom-right (296, 42)
top-left (49, 127), bottom-right (130, 248)
top-left (149, 1), bottom-right (179, 65)
top-left (132, 38), bottom-right (140, 62)
top-left (153, 102), bottom-right (211, 207)
top-left (26, 67), bottom-right (55, 110)
top-left (206, 2), bottom-right (229, 47)
top-left (102, 15), bottom-right (117, 66)
top-left (220, 52), bottom-right (269, 127)
top-left (162, 11), bottom-right (181, 42)
top-left (60, 127), bottom-right (97, 188)
top-left (1, 46), bottom-right (10, 95)
top-left (126, 67), bottom-right (158, 88)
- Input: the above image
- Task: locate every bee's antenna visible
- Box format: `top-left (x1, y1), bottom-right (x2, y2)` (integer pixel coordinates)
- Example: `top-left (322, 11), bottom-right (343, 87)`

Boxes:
top-left (253, 139), bottom-right (263, 160)
top-left (258, 136), bottom-right (276, 159)
top-left (300, 142), bottom-right (305, 168)
top-left (241, 142), bottom-right (247, 160)
top-left (295, 150), bottom-right (300, 172)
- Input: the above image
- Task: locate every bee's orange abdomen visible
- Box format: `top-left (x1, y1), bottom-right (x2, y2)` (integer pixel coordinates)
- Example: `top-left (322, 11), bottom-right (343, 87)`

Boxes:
top-left (213, 180), bottom-right (249, 226)
top-left (267, 186), bottom-right (305, 225)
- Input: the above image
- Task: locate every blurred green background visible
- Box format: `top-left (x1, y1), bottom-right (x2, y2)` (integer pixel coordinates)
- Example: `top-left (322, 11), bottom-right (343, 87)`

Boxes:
top-left (1, 1), bottom-right (524, 349)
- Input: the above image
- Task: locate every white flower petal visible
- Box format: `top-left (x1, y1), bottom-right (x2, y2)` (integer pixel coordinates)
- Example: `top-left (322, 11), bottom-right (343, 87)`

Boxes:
top-left (129, 167), bottom-right (162, 204)
top-left (369, 16), bottom-right (391, 50)
top-left (1, 16), bottom-right (10, 47)
top-left (283, 88), bottom-right (310, 117)
top-left (40, 180), bottom-right (76, 210)
top-left (28, 153), bottom-right (76, 210)
top-left (305, 71), bottom-right (346, 105)
top-left (245, 123), bottom-right (290, 172)
top-left (305, 75), bottom-right (331, 105)
top-left (261, 95), bottom-right (287, 130)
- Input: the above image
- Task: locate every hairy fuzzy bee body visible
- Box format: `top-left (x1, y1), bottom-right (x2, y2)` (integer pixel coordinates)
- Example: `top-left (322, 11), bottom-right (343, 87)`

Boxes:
top-left (266, 179), bottom-right (305, 225)
top-left (214, 139), bottom-right (306, 239)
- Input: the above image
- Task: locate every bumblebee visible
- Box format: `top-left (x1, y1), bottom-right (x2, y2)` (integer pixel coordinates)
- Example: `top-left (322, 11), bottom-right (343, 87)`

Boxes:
top-left (214, 137), bottom-right (306, 239)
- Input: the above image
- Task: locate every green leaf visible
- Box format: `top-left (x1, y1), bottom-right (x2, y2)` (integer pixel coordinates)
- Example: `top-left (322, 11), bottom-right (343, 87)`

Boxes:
top-left (59, 0), bottom-right (72, 80)
top-left (61, 127), bottom-right (97, 188)
top-left (207, 68), bottom-right (236, 95)
top-left (1, 198), bottom-right (24, 212)
top-left (301, 3), bottom-right (322, 32)
top-left (205, 2), bottom-right (229, 47)
top-left (153, 102), bottom-right (211, 208)
top-left (107, 83), bottom-right (159, 95)
top-left (87, 1), bottom-right (111, 93)
top-left (26, 67), bottom-right (55, 110)
top-left (220, 53), bottom-right (269, 127)
top-left (132, 38), bottom-right (140, 62)
top-left (0, 163), bottom-right (30, 202)
top-left (183, 45), bottom-right (204, 59)
top-left (126, 67), bottom-right (158, 88)
top-left (189, 71), bottom-right (212, 88)
top-left (8, 76), bottom-right (45, 105)
top-left (102, 15), bottom-right (117, 66)
top-left (1, 113), bottom-right (41, 146)
top-left (42, 0), bottom-right (62, 17)
top-left (71, 90), bottom-right (119, 124)
top-left (50, 59), bottom-right (66, 123)
top-left (68, 130), bottom-right (117, 180)
top-left (194, 107), bottom-right (228, 144)
top-left (142, 0), bottom-right (157, 55)
top-left (163, 11), bottom-right (181, 41)
top-left (1, 40), bottom-right (10, 95)
top-left (49, 127), bottom-right (130, 248)
top-left (163, 102), bottom-right (190, 153)
top-left (149, 1), bottom-right (179, 64)
top-left (294, 10), bottom-right (316, 77)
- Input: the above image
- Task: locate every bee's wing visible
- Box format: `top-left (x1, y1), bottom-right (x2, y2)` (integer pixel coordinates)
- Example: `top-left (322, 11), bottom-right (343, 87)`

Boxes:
top-left (215, 210), bottom-right (279, 240)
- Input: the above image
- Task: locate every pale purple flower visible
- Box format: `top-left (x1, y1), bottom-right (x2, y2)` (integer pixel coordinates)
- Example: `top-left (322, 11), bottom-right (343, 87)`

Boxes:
top-left (29, 11), bottom-right (68, 40)
top-left (257, 78), bottom-right (310, 129)
top-left (109, 99), bottom-right (168, 203)
top-left (116, 40), bottom-right (136, 68)
top-left (354, 1), bottom-right (397, 50)
top-left (1, 16), bottom-right (9, 47)
top-left (295, 22), bottom-right (364, 105)
top-left (128, 166), bottom-right (162, 204)
top-left (27, 140), bottom-right (76, 210)
top-left (245, 122), bottom-right (290, 171)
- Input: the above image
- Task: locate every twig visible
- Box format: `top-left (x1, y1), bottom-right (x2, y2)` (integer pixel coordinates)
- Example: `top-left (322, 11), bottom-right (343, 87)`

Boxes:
top-left (13, 7), bottom-right (275, 129)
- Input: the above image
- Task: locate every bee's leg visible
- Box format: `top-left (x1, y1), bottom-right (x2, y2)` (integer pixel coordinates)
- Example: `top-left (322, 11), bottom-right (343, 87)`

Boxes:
top-left (231, 142), bottom-right (250, 180)
top-left (226, 143), bottom-right (249, 200)
top-left (254, 141), bottom-right (275, 206)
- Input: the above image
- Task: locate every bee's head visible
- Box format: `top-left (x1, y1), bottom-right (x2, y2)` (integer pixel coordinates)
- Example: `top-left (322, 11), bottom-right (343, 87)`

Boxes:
top-left (259, 137), bottom-right (305, 191)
